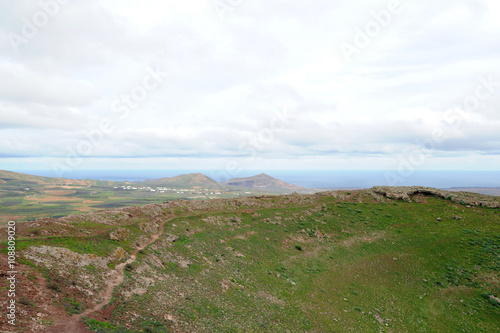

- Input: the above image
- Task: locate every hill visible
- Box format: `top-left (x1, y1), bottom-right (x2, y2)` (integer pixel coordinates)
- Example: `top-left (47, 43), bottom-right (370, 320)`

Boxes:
top-left (1, 187), bottom-right (499, 332)
top-left (445, 187), bottom-right (500, 196)
top-left (225, 173), bottom-right (306, 192)
top-left (143, 173), bottom-right (219, 188)
top-left (0, 169), bottom-right (116, 187)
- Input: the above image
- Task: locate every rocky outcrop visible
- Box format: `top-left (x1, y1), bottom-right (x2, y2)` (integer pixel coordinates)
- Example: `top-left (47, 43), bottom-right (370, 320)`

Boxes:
top-left (371, 186), bottom-right (500, 208)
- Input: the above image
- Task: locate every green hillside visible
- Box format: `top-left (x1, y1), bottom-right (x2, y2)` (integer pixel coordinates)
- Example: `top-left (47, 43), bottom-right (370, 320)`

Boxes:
top-left (1, 188), bottom-right (499, 332)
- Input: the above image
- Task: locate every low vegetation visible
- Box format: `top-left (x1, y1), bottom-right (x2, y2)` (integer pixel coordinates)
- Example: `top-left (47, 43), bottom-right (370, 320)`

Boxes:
top-left (0, 188), bottom-right (499, 332)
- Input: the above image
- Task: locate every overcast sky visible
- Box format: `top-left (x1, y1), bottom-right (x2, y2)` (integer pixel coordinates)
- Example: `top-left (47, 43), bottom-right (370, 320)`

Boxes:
top-left (0, 0), bottom-right (499, 176)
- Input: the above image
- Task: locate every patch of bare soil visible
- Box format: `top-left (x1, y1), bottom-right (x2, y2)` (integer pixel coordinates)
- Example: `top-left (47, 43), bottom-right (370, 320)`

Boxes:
top-left (0, 216), bottom-right (25, 225)
top-left (0, 254), bottom-right (91, 332)
top-left (45, 190), bottom-right (76, 196)
top-left (82, 200), bottom-right (104, 204)
top-left (48, 209), bottom-right (176, 332)
top-left (26, 195), bottom-right (80, 203)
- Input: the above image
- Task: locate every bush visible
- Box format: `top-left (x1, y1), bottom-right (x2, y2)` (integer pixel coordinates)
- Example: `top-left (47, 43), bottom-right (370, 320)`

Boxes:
top-left (295, 245), bottom-right (302, 251)
top-left (64, 298), bottom-right (84, 314)
top-left (47, 282), bottom-right (61, 292)
top-left (488, 298), bottom-right (499, 306)
top-left (141, 319), bottom-right (169, 333)
top-left (85, 318), bottom-right (117, 332)
top-left (481, 292), bottom-right (491, 299)
top-left (19, 296), bottom-right (33, 306)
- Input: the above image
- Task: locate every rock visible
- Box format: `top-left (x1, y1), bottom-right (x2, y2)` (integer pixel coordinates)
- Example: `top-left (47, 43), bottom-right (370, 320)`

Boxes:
top-left (370, 186), bottom-right (500, 208)
top-left (436, 217), bottom-right (442, 222)
top-left (109, 227), bottom-right (130, 242)
top-left (164, 234), bottom-right (180, 242)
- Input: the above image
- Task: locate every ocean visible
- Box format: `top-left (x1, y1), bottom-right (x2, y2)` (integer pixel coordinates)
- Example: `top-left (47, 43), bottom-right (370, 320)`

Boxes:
top-left (18, 170), bottom-right (500, 189)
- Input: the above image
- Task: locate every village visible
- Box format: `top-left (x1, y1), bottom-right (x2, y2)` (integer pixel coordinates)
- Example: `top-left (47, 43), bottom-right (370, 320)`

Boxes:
top-left (114, 185), bottom-right (253, 197)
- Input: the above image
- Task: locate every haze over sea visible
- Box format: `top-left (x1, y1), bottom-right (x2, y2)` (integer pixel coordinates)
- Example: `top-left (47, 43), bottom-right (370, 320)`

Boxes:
top-left (19, 170), bottom-right (500, 190)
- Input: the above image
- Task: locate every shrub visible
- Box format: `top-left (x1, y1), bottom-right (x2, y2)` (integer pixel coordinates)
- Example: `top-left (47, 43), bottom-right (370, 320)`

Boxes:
top-left (64, 298), bottom-right (84, 314)
top-left (295, 245), bottom-right (302, 251)
top-left (19, 296), bottom-right (33, 306)
top-left (85, 318), bottom-right (117, 332)
top-left (488, 298), bottom-right (499, 306)
top-left (481, 292), bottom-right (491, 299)
top-left (47, 282), bottom-right (61, 292)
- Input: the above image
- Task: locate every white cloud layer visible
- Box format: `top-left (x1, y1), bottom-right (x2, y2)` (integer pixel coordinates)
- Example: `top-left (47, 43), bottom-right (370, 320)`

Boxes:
top-left (0, 0), bottom-right (499, 172)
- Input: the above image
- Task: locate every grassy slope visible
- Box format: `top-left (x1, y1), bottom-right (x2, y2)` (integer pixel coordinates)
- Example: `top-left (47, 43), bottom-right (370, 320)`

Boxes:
top-left (99, 193), bottom-right (499, 332)
top-left (1, 191), bottom-right (499, 332)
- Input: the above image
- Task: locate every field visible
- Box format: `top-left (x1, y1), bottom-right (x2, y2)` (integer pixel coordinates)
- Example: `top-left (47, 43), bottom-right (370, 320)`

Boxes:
top-left (0, 172), bottom-right (274, 223)
top-left (1, 189), bottom-right (499, 332)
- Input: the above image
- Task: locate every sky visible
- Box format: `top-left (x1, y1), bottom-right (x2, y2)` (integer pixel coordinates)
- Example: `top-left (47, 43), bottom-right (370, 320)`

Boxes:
top-left (0, 0), bottom-right (499, 178)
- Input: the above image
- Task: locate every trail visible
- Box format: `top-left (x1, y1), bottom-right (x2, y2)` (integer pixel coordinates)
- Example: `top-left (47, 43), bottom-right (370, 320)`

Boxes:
top-left (48, 209), bottom-right (175, 333)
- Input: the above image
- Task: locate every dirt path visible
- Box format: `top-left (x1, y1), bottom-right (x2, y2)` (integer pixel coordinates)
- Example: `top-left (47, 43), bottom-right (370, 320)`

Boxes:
top-left (48, 209), bottom-right (175, 332)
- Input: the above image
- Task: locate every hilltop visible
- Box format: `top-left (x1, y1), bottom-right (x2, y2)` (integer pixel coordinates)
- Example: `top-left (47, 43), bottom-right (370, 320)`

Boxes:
top-left (144, 173), bottom-right (219, 188)
top-left (143, 172), bottom-right (313, 193)
top-left (224, 173), bottom-right (307, 192)
top-left (0, 169), bottom-right (116, 187)
top-left (1, 187), bottom-right (499, 332)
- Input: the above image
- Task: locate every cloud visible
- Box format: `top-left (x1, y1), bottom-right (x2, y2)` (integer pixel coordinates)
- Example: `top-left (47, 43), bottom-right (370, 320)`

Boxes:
top-left (0, 62), bottom-right (99, 106)
top-left (0, 0), bottom-right (499, 171)
top-left (0, 103), bottom-right (89, 130)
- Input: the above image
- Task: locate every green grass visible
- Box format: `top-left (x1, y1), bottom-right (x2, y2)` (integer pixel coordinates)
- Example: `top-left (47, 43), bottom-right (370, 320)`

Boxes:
top-left (85, 318), bottom-right (120, 332)
top-left (11, 234), bottom-right (130, 257)
top-left (64, 297), bottom-right (84, 315)
top-left (93, 196), bottom-right (498, 331)
top-left (7, 191), bottom-right (500, 332)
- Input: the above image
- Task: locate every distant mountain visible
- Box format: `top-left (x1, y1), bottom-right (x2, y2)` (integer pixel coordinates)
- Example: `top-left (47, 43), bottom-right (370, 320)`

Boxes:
top-left (0, 169), bottom-right (312, 193)
top-left (0, 169), bottom-right (115, 186)
top-left (224, 173), bottom-right (305, 192)
top-left (444, 187), bottom-right (500, 196)
top-left (143, 173), bottom-right (219, 188)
